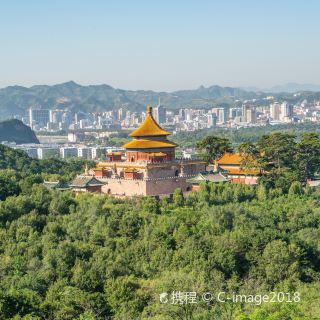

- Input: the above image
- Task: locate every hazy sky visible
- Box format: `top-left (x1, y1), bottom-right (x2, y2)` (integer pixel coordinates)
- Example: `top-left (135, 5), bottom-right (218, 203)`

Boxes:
top-left (1, 0), bottom-right (319, 91)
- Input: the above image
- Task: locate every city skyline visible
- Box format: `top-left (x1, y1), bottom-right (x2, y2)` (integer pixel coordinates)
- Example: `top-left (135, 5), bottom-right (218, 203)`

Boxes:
top-left (1, 1), bottom-right (320, 91)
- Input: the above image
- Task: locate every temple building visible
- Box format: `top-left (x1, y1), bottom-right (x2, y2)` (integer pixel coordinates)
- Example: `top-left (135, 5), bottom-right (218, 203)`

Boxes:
top-left (93, 106), bottom-right (206, 196)
top-left (216, 153), bottom-right (260, 185)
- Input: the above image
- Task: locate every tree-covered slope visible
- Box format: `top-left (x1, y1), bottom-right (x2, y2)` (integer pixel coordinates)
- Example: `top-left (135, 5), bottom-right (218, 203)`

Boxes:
top-left (0, 183), bottom-right (320, 319)
top-left (0, 144), bottom-right (320, 319)
top-left (0, 119), bottom-right (39, 144)
top-left (0, 144), bottom-right (87, 200)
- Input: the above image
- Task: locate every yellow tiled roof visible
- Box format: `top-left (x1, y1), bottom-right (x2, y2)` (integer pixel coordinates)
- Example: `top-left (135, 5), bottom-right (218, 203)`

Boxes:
top-left (129, 106), bottom-right (171, 137)
top-left (107, 151), bottom-right (122, 155)
top-left (217, 153), bottom-right (242, 165)
top-left (225, 168), bottom-right (260, 176)
top-left (123, 139), bottom-right (177, 149)
top-left (123, 168), bottom-right (138, 173)
top-left (149, 152), bottom-right (167, 156)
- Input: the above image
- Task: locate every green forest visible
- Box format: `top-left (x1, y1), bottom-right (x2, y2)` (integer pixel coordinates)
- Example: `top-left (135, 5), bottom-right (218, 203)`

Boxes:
top-left (0, 136), bottom-right (320, 319)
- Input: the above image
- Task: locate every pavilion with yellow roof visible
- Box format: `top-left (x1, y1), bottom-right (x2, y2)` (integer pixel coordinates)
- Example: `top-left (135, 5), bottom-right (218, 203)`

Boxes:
top-left (123, 106), bottom-right (177, 163)
top-left (91, 106), bottom-right (206, 197)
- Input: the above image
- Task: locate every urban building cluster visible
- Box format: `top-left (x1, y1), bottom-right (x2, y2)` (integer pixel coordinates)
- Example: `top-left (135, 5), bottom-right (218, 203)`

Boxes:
top-left (21, 98), bottom-right (320, 134)
top-left (1, 141), bottom-right (123, 160)
top-left (25, 102), bottom-right (167, 132)
top-left (27, 108), bottom-right (120, 132)
top-left (3, 98), bottom-right (320, 163)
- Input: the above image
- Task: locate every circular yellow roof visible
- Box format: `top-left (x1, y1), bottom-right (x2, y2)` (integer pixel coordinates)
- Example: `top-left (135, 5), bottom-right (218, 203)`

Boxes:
top-left (123, 139), bottom-right (177, 149)
top-left (129, 106), bottom-right (171, 137)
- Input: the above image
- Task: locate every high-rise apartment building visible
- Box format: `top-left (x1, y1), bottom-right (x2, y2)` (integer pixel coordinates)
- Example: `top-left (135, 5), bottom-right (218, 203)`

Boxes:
top-left (212, 108), bottom-right (227, 124)
top-left (179, 108), bottom-right (186, 120)
top-left (207, 113), bottom-right (217, 128)
top-left (153, 99), bottom-right (166, 124)
top-left (29, 108), bottom-right (50, 129)
top-left (241, 104), bottom-right (252, 122)
top-left (118, 108), bottom-right (124, 120)
top-left (60, 147), bottom-right (78, 159)
top-left (280, 102), bottom-right (293, 122)
top-left (37, 147), bottom-right (60, 159)
top-left (229, 107), bottom-right (242, 120)
top-left (185, 109), bottom-right (192, 121)
top-left (49, 110), bottom-right (64, 123)
top-left (78, 147), bottom-right (92, 160)
top-left (270, 103), bottom-right (281, 121)
top-left (246, 108), bottom-right (257, 124)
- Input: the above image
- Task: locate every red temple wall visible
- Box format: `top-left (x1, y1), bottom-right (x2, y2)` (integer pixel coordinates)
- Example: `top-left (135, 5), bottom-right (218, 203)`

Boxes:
top-left (126, 150), bottom-right (175, 162)
top-left (108, 154), bottom-right (122, 162)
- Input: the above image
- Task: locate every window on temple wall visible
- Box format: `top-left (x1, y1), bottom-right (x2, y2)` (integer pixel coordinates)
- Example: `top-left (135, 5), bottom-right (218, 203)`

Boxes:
top-left (131, 156), bottom-right (134, 162)
top-left (175, 169), bottom-right (179, 177)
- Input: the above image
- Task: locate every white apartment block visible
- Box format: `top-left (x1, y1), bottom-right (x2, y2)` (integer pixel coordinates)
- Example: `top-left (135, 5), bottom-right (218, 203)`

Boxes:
top-left (60, 147), bottom-right (78, 159)
top-left (77, 147), bottom-right (92, 159)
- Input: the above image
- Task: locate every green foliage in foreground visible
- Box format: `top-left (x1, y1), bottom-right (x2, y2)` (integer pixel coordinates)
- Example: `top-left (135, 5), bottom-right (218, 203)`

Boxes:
top-left (0, 182), bottom-right (320, 319)
top-left (1, 142), bottom-right (320, 319)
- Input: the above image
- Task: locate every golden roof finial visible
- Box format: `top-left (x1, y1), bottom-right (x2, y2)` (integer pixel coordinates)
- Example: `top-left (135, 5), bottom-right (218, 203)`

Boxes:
top-left (147, 105), bottom-right (152, 114)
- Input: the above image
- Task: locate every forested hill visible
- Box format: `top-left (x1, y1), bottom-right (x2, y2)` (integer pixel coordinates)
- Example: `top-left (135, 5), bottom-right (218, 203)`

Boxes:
top-left (0, 142), bottom-right (320, 318)
top-left (0, 144), bottom-right (87, 200)
top-left (0, 81), bottom-right (258, 118)
top-left (0, 119), bottom-right (39, 144)
top-left (0, 164), bottom-right (320, 318)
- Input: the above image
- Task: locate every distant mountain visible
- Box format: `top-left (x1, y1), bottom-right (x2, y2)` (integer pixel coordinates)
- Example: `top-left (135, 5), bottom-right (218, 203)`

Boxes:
top-left (240, 86), bottom-right (262, 92)
top-left (241, 83), bottom-right (320, 93)
top-left (0, 119), bottom-right (39, 144)
top-left (2, 81), bottom-right (319, 119)
top-left (266, 83), bottom-right (320, 93)
top-left (0, 81), bottom-right (259, 118)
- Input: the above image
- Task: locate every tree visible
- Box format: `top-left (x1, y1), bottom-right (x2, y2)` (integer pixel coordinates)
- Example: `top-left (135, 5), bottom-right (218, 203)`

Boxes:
top-left (257, 133), bottom-right (297, 173)
top-left (288, 181), bottom-right (304, 196)
top-left (0, 169), bottom-right (21, 200)
top-left (142, 197), bottom-right (160, 215)
top-left (256, 184), bottom-right (268, 201)
top-left (173, 188), bottom-right (184, 207)
top-left (196, 135), bottom-right (233, 163)
top-left (257, 133), bottom-right (298, 190)
top-left (261, 240), bottom-right (302, 285)
top-left (104, 276), bottom-right (148, 319)
top-left (238, 142), bottom-right (259, 172)
top-left (295, 133), bottom-right (320, 181)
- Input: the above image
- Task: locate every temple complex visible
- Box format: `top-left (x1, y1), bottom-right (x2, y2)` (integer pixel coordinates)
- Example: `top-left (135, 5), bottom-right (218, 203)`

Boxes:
top-left (93, 106), bottom-right (206, 196)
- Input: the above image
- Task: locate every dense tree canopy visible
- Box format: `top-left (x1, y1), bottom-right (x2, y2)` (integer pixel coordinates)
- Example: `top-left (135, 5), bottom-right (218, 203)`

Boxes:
top-left (0, 142), bottom-right (320, 319)
top-left (196, 135), bottom-right (233, 163)
top-left (0, 180), bottom-right (319, 319)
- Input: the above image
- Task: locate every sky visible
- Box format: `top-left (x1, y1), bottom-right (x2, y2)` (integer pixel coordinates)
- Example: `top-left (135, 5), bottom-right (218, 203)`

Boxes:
top-left (0, 0), bottom-right (320, 91)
